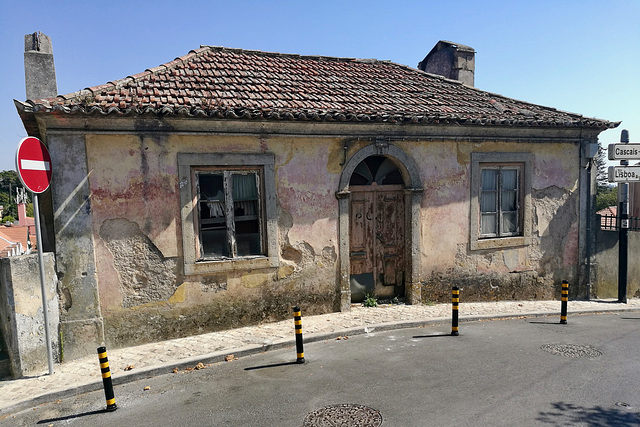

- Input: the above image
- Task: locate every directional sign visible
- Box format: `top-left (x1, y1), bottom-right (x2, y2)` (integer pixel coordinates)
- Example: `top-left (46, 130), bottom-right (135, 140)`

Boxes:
top-left (15, 136), bottom-right (52, 193)
top-left (608, 165), bottom-right (640, 183)
top-left (608, 143), bottom-right (640, 160)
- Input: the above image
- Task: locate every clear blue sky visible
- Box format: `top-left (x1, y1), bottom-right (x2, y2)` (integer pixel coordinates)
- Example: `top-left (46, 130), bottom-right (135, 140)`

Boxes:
top-left (1, 0), bottom-right (638, 172)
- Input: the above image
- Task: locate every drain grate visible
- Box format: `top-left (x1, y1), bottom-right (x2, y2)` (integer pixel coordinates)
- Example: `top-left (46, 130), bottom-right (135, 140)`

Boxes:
top-left (541, 343), bottom-right (602, 358)
top-left (304, 403), bottom-right (382, 426)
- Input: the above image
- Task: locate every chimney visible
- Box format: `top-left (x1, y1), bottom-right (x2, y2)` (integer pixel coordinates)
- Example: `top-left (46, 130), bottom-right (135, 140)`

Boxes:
top-left (17, 203), bottom-right (28, 226)
top-left (24, 32), bottom-right (57, 100)
top-left (418, 41), bottom-right (475, 87)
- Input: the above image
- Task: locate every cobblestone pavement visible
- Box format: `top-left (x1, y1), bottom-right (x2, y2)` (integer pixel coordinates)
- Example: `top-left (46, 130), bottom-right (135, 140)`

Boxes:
top-left (1, 298), bottom-right (639, 415)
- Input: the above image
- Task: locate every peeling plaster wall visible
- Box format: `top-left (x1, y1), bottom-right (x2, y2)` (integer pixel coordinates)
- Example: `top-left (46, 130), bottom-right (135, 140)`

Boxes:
top-left (409, 140), bottom-right (581, 301)
top-left (85, 134), bottom-right (340, 348)
top-left (73, 130), bottom-right (584, 350)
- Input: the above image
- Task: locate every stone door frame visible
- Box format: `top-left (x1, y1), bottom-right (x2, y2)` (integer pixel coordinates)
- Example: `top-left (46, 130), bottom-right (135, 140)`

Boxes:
top-left (336, 140), bottom-right (423, 310)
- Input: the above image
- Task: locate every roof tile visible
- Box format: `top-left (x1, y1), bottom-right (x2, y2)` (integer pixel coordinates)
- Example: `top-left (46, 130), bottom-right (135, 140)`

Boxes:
top-left (23, 46), bottom-right (618, 129)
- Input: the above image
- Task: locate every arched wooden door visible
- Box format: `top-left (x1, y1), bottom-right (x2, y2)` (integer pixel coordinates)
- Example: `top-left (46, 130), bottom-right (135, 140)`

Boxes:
top-left (349, 156), bottom-right (405, 302)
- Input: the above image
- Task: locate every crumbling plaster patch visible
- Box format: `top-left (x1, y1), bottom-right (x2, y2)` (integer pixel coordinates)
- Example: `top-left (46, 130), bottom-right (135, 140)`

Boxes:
top-left (99, 218), bottom-right (179, 308)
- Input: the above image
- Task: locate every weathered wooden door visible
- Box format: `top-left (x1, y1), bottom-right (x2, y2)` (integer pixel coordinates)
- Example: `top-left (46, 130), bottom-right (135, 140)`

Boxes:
top-left (350, 184), bottom-right (405, 300)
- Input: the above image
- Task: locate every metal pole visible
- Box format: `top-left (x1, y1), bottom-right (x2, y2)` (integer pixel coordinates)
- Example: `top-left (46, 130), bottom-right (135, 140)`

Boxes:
top-left (560, 280), bottom-right (568, 324)
top-left (97, 346), bottom-right (118, 411)
top-left (618, 130), bottom-right (629, 303)
top-left (451, 287), bottom-right (459, 336)
top-left (34, 193), bottom-right (54, 375)
top-left (292, 306), bottom-right (305, 363)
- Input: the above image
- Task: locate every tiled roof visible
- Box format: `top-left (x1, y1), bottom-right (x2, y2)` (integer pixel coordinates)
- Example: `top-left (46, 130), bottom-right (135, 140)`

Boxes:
top-left (19, 46), bottom-right (618, 129)
top-left (0, 225), bottom-right (32, 257)
top-left (597, 206), bottom-right (617, 230)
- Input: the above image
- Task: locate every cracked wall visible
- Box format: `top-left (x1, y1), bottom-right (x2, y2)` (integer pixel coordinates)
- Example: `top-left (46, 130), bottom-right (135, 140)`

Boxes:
top-left (78, 132), bottom-right (584, 350)
top-left (415, 140), bottom-right (580, 301)
top-left (99, 218), bottom-right (178, 308)
top-left (85, 134), bottom-right (340, 349)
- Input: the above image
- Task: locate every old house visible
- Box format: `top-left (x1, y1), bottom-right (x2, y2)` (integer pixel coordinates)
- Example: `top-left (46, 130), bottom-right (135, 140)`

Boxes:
top-left (15, 37), bottom-right (617, 359)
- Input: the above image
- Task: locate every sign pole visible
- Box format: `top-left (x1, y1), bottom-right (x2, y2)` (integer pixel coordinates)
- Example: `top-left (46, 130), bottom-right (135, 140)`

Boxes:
top-left (618, 130), bottom-right (629, 303)
top-left (33, 193), bottom-right (54, 374)
top-left (15, 136), bottom-right (55, 375)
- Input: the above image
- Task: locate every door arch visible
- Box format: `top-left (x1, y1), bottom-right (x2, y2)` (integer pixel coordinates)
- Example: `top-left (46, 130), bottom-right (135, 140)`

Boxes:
top-left (349, 156), bottom-right (405, 302)
top-left (336, 141), bottom-right (423, 310)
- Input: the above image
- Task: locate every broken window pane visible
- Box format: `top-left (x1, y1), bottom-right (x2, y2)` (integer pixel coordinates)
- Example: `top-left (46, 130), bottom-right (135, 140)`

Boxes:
top-left (233, 173), bottom-right (262, 256)
top-left (196, 169), bottom-right (264, 259)
top-left (198, 173), bottom-right (229, 257)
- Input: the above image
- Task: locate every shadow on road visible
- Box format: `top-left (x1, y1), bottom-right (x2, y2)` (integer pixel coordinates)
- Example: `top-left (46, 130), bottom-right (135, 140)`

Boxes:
top-left (244, 361), bottom-right (300, 371)
top-left (528, 321), bottom-right (565, 325)
top-left (411, 333), bottom-right (453, 339)
top-left (537, 402), bottom-right (640, 426)
top-left (37, 408), bottom-right (108, 424)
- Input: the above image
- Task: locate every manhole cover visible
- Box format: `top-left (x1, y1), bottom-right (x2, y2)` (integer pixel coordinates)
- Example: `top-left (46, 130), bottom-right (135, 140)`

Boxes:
top-left (304, 403), bottom-right (382, 426)
top-left (541, 343), bottom-right (602, 358)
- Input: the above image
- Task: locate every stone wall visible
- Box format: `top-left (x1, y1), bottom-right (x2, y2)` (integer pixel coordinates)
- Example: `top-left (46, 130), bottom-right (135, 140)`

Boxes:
top-left (592, 229), bottom-right (640, 299)
top-left (0, 253), bottom-right (59, 378)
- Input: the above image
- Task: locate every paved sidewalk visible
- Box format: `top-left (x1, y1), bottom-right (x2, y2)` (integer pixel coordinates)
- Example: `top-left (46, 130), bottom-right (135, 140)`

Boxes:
top-left (2, 298), bottom-right (639, 415)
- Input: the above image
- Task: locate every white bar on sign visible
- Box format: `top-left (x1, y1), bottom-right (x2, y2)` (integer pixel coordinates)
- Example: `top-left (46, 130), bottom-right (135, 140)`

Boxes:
top-left (21, 159), bottom-right (50, 171)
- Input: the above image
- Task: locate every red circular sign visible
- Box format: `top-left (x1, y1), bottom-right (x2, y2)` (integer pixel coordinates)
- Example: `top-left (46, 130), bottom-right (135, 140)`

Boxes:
top-left (15, 137), bottom-right (52, 193)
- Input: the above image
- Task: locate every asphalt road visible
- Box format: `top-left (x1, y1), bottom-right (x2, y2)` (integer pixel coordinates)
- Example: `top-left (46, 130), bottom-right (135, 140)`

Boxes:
top-left (3, 313), bottom-right (640, 426)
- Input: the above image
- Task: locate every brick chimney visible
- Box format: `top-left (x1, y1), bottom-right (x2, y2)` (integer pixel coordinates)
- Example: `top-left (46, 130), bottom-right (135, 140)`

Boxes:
top-left (418, 41), bottom-right (475, 87)
top-left (24, 32), bottom-right (57, 100)
top-left (17, 203), bottom-right (28, 226)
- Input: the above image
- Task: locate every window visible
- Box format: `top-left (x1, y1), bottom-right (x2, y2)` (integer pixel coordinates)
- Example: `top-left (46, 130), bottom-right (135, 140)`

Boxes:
top-left (480, 166), bottom-right (520, 237)
top-left (470, 153), bottom-right (532, 250)
top-left (197, 169), bottom-right (263, 258)
top-left (179, 153), bottom-right (278, 274)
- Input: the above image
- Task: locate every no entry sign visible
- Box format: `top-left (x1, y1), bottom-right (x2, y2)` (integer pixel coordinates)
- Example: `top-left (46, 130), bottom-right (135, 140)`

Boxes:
top-left (15, 136), bottom-right (52, 193)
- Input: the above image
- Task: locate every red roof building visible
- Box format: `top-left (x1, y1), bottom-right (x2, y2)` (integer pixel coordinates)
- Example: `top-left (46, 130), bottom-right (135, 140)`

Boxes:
top-left (0, 225), bottom-right (32, 257)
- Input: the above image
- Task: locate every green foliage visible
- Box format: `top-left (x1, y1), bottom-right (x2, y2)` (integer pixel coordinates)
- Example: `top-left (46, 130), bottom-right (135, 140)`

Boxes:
top-left (0, 170), bottom-right (30, 220)
top-left (2, 215), bottom-right (16, 224)
top-left (362, 293), bottom-right (378, 307)
top-left (595, 186), bottom-right (617, 212)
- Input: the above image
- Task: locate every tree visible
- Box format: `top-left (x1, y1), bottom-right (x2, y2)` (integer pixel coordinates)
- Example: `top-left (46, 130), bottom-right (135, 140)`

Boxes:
top-left (594, 145), bottom-right (610, 190)
top-left (0, 170), bottom-right (31, 220)
top-left (595, 186), bottom-right (617, 211)
top-left (594, 145), bottom-right (617, 211)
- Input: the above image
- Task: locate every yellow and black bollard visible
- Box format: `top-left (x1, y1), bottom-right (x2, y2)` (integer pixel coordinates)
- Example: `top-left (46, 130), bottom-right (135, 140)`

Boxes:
top-left (292, 306), bottom-right (305, 363)
top-left (451, 287), bottom-right (460, 336)
top-left (97, 346), bottom-right (117, 411)
top-left (560, 280), bottom-right (568, 324)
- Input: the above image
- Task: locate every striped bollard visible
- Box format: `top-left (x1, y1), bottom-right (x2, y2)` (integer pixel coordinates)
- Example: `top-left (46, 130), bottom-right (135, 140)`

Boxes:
top-left (560, 280), bottom-right (568, 324)
top-left (292, 306), bottom-right (305, 363)
top-left (97, 346), bottom-right (118, 411)
top-left (451, 287), bottom-right (460, 336)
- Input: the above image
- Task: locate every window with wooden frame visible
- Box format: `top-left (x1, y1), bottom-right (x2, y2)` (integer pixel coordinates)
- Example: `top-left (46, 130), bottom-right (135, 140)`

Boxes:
top-left (479, 165), bottom-right (521, 238)
top-left (179, 153), bottom-right (278, 275)
top-left (196, 168), bottom-right (264, 259)
top-left (470, 152), bottom-right (532, 250)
